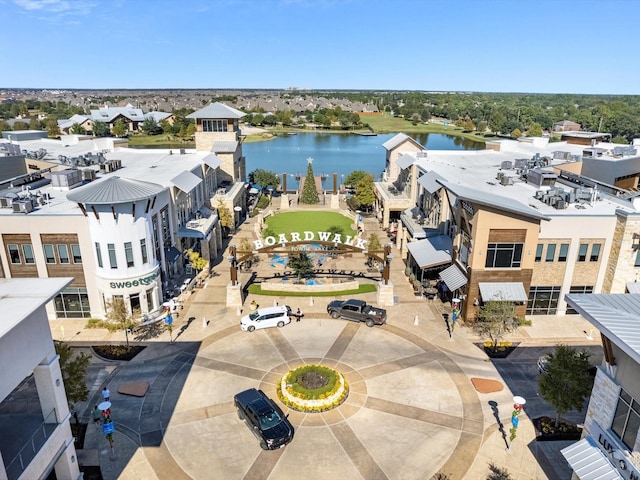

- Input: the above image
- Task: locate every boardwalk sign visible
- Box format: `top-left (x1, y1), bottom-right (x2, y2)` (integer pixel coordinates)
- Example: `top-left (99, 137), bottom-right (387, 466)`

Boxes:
top-left (252, 231), bottom-right (367, 251)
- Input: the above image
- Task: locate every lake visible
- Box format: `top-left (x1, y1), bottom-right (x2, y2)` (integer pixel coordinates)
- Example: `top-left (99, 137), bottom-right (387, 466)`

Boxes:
top-left (243, 132), bottom-right (483, 190)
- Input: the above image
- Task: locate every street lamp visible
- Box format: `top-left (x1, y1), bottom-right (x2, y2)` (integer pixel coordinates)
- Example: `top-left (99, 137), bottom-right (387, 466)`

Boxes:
top-left (507, 395), bottom-right (526, 453)
top-left (233, 206), bottom-right (242, 233)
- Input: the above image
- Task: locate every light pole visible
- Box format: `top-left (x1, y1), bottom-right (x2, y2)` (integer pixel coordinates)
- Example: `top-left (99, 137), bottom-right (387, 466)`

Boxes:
top-left (233, 206), bottom-right (242, 233)
top-left (507, 395), bottom-right (526, 453)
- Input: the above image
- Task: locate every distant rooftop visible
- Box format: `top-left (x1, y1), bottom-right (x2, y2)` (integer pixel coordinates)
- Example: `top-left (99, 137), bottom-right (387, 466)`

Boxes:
top-left (186, 102), bottom-right (245, 120)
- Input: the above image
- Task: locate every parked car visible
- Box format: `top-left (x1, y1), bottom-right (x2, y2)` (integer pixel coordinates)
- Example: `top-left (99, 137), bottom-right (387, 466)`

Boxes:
top-left (537, 356), bottom-right (550, 374)
top-left (234, 388), bottom-right (294, 450)
top-left (240, 305), bottom-right (292, 332)
top-left (326, 299), bottom-right (387, 327)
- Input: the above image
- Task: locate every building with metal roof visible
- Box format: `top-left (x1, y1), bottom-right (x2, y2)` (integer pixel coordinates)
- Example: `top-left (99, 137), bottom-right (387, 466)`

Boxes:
top-left (562, 292), bottom-right (640, 480)
top-left (376, 133), bottom-right (640, 321)
top-left (0, 103), bottom-right (248, 321)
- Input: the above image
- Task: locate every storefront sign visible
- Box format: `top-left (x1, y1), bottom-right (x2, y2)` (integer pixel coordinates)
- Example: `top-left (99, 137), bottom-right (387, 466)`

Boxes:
top-left (253, 231), bottom-right (367, 251)
top-left (109, 269), bottom-right (160, 289)
top-left (592, 421), bottom-right (640, 480)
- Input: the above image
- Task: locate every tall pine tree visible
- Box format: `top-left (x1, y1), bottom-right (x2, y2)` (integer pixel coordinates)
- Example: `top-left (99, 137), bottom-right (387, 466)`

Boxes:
top-left (301, 158), bottom-right (319, 204)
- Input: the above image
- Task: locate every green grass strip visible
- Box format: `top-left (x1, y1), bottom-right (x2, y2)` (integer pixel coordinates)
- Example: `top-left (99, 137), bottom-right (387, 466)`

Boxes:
top-left (247, 283), bottom-right (376, 297)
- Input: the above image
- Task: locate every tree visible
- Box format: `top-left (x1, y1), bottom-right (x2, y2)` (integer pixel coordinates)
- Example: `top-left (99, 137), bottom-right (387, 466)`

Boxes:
top-left (344, 170), bottom-right (368, 188)
top-left (142, 117), bottom-right (162, 135)
top-left (249, 169), bottom-right (280, 190)
top-left (186, 122), bottom-right (196, 138)
top-left (510, 128), bottom-right (522, 139)
top-left (13, 121), bottom-right (29, 130)
top-left (45, 116), bottom-right (60, 138)
top-left (463, 119), bottom-right (475, 132)
top-left (300, 160), bottom-right (319, 204)
top-left (354, 174), bottom-right (376, 211)
top-left (0, 120), bottom-right (11, 131)
top-left (70, 122), bottom-right (86, 134)
top-left (93, 120), bottom-right (109, 137)
top-left (538, 344), bottom-right (594, 427)
top-left (527, 122), bottom-right (543, 137)
top-left (104, 297), bottom-right (140, 346)
top-left (186, 248), bottom-right (207, 273)
top-left (217, 200), bottom-right (233, 233)
top-left (473, 299), bottom-right (518, 352)
top-left (112, 118), bottom-right (127, 137)
top-left (55, 341), bottom-right (90, 424)
top-left (288, 252), bottom-right (314, 281)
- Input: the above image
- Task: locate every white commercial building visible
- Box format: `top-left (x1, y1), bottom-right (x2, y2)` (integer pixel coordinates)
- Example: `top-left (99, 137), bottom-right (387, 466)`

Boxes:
top-left (0, 277), bottom-right (80, 480)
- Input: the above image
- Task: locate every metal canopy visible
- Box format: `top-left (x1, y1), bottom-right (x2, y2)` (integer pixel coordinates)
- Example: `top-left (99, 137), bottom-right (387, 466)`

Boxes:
top-left (439, 264), bottom-right (467, 291)
top-left (479, 282), bottom-right (528, 302)
top-left (170, 171), bottom-right (202, 193)
top-left (561, 437), bottom-right (622, 480)
top-left (406, 236), bottom-right (452, 269)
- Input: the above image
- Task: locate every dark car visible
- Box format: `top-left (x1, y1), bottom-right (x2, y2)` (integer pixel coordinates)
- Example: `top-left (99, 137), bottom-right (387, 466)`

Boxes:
top-left (326, 299), bottom-right (387, 327)
top-left (234, 388), bottom-right (294, 450)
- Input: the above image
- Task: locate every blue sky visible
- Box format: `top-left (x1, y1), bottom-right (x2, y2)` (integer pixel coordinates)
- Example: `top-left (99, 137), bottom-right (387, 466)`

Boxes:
top-left (1, 0), bottom-right (638, 94)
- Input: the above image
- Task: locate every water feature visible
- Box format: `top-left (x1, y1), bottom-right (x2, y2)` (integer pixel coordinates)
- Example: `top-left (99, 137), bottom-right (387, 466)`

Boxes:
top-left (243, 132), bottom-right (483, 190)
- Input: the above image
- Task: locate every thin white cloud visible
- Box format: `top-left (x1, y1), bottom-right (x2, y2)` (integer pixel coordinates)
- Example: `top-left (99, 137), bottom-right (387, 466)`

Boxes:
top-left (13, 0), bottom-right (96, 17)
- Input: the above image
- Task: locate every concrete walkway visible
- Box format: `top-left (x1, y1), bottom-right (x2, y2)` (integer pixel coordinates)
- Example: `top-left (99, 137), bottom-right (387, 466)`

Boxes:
top-left (53, 213), bottom-right (598, 480)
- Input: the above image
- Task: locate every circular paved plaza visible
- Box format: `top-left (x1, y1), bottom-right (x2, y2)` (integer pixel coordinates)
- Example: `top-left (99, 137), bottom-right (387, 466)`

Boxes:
top-left (132, 317), bottom-right (483, 480)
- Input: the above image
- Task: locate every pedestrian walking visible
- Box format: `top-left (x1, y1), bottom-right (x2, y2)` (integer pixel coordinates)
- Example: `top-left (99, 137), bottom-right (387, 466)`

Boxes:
top-left (92, 405), bottom-right (102, 429)
top-left (102, 387), bottom-right (110, 402)
top-left (295, 308), bottom-right (303, 322)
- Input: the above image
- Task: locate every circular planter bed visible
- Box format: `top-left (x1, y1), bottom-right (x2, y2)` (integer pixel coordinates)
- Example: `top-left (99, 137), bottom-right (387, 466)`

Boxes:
top-left (92, 345), bottom-right (146, 361)
top-left (277, 364), bottom-right (348, 413)
top-left (533, 416), bottom-right (582, 441)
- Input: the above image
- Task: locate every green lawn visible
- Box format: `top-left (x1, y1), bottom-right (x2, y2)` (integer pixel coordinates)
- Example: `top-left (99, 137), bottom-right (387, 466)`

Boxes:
top-left (361, 113), bottom-right (489, 143)
top-left (127, 133), bottom-right (195, 149)
top-left (265, 211), bottom-right (356, 237)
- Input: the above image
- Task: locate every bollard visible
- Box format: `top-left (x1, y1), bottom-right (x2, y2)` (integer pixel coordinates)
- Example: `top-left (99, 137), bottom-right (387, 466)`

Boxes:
top-left (413, 315), bottom-right (419, 326)
top-left (236, 306), bottom-right (242, 316)
top-left (309, 297), bottom-right (314, 306)
top-left (202, 317), bottom-right (207, 328)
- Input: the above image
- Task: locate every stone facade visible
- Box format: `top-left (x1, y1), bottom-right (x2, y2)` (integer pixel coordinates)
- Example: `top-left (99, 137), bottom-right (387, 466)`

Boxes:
top-left (583, 367), bottom-right (620, 436)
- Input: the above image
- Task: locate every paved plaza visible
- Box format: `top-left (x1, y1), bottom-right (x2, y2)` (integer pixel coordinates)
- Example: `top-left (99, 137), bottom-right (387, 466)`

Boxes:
top-left (51, 213), bottom-right (600, 480)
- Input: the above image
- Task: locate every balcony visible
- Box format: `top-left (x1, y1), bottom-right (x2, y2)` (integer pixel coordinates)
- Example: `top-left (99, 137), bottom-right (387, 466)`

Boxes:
top-left (375, 182), bottom-right (413, 211)
top-left (400, 207), bottom-right (440, 239)
top-left (178, 206), bottom-right (219, 239)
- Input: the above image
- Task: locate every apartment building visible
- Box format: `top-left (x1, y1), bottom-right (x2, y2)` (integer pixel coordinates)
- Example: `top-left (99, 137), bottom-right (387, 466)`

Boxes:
top-left (0, 103), bottom-right (246, 320)
top-left (375, 133), bottom-right (640, 321)
top-left (562, 293), bottom-right (640, 480)
top-left (0, 277), bottom-right (80, 480)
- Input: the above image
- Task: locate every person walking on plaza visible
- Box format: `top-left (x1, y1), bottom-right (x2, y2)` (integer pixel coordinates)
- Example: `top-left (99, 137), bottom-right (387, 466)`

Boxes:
top-left (92, 405), bottom-right (102, 429)
top-left (295, 308), bottom-right (303, 322)
top-left (102, 387), bottom-right (110, 402)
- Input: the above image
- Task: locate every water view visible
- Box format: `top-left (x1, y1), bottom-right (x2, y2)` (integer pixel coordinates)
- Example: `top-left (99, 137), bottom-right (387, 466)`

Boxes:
top-left (243, 132), bottom-right (483, 189)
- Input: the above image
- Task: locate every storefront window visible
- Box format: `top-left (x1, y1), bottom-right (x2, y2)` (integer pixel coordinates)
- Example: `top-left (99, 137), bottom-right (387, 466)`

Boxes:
top-left (565, 286), bottom-right (594, 314)
top-left (526, 286), bottom-right (561, 315)
top-left (54, 288), bottom-right (90, 318)
top-left (612, 389), bottom-right (640, 450)
top-left (146, 288), bottom-right (155, 312)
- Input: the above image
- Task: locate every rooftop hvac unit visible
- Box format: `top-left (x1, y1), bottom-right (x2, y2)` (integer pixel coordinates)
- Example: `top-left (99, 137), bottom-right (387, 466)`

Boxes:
top-left (82, 169), bottom-right (96, 182)
top-left (500, 175), bottom-right (513, 186)
top-left (496, 171), bottom-right (505, 180)
top-left (514, 159), bottom-right (528, 169)
top-left (0, 197), bottom-right (11, 208)
top-left (501, 161), bottom-right (513, 170)
top-left (554, 199), bottom-right (566, 209)
top-left (179, 149), bottom-right (186, 155)
top-left (416, 151), bottom-right (428, 158)
top-left (12, 200), bottom-right (33, 214)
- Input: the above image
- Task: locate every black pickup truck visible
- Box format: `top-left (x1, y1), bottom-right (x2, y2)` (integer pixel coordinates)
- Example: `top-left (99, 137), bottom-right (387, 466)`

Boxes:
top-left (234, 388), bottom-right (294, 450)
top-left (326, 299), bottom-right (387, 327)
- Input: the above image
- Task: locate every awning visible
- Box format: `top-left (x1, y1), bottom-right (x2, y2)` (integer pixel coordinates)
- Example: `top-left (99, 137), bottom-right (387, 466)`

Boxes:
top-left (439, 264), bottom-right (467, 291)
top-left (561, 437), bottom-right (622, 480)
top-left (171, 171), bottom-right (202, 193)
top-left (418, 171), bottom-right (445, 194)
top-left (164, 246), bottom-right (181, 262)
top-left (626, 281), bottom-right (640, 294)
top-left (203, 154), bottom-right (223, 169)
top-left (396, 154), bottom-right (415, 170)
top-left (479, 282), bottom-right (528, 302)
top-left (406, 235), bottom-right (452, 269)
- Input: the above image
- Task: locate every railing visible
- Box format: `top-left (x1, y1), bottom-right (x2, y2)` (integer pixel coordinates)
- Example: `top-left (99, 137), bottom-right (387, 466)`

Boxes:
top-left (4, 408), bottom-right (59, 480)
